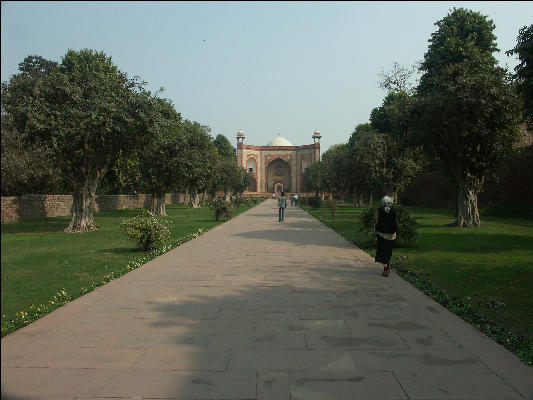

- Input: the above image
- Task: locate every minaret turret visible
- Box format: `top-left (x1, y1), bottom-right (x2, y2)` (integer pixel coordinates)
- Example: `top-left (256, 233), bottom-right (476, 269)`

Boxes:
top-left (237, 129), bottom-right (245, 144)
top-left (312, 129), bottom-right (321, 143)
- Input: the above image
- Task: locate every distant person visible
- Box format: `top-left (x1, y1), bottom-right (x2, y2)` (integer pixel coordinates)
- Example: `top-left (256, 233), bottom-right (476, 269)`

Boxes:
top-left (375, 195), bottom-right (397, 277)
top-left (294, 193), bottom-right (299, 206)
top-left (278, 192), bottom-right (287, 222)
top-left (290, 194), bottom-right (295, 206)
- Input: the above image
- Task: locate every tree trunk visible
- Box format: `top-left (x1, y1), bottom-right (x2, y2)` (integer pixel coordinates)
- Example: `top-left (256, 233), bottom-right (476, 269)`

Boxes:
top-left (150, 194), bottom-right (157, 213)
top-left (184, 187), bottom-right (189, 205)
top-left (155, 194), bottom-right (167, 216)
top-left (191, 187), bottom-right (201, 208)
top-left (368, 193), bottom-right (373, 207)
top-left (65, 179), bottom-right (100, 233)
top-left (455, 184), bottom-right (480, 227)
top-left (356, 193), bottom-right (363, 208)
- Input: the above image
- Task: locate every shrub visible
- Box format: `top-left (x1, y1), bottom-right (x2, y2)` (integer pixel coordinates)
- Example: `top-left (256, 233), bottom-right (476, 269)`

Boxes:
top-left (360, 204), bottom-right (419, 242)
top-left (308, 196), bottom-right (322, 209)
top-left (120, 210), bottom-right (171, 250)
top-left (233, 197), bottom-right (252, 207)
top-left (210, 197), bottom-right (233, 221)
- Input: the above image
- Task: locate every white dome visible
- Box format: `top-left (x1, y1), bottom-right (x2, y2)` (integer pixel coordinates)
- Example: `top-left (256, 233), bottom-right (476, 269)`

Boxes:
top-left (266, 135), bottom-right (293, 146)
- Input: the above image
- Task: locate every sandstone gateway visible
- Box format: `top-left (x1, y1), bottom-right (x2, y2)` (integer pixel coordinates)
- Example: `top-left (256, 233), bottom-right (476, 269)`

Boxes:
top-left (236, 129), bottom-right (322, 194)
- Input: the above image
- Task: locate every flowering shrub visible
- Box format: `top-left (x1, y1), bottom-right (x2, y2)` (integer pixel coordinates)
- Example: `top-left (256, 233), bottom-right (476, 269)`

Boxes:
top-left (210, 197), bottom-right (233, 221)
top-left (120, 210), bottom-right (171, 250)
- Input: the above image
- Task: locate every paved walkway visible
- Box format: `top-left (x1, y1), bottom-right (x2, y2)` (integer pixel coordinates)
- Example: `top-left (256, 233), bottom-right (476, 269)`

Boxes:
top-left (2, 199), bottom-right (532, 400)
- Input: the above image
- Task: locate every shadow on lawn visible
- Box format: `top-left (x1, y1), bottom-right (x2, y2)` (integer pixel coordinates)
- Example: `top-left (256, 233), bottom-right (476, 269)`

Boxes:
top-left (0, 219), bottom-right (69, 234)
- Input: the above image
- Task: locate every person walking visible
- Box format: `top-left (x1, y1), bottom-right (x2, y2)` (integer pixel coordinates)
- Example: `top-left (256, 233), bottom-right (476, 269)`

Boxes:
top-left (278, 192), bottom-right (287, 222)
top-left (375, 196), bottom-right (397, 277)
top-left (294, 193), bottom-right (299, 206)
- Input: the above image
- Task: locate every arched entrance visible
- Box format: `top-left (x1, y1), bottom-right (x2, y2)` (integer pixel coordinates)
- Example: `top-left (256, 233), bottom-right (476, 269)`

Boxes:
top-left (266, 158), bottom-right (291, 193)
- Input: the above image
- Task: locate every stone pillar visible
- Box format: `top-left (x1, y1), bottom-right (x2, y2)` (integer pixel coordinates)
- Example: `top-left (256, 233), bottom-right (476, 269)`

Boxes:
top-left (291, 151), bottom-right (297, 193)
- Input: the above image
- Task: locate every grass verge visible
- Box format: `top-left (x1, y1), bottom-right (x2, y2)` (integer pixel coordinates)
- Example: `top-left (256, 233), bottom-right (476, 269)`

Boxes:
top-left (303, 203), bottom-right (533, 366)
top-left (1, 200), bottom-right (259, 336)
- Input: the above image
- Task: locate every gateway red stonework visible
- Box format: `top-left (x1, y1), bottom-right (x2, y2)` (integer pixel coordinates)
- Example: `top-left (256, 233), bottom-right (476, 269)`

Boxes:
top-left (236, 130), bottom-right (321, 194)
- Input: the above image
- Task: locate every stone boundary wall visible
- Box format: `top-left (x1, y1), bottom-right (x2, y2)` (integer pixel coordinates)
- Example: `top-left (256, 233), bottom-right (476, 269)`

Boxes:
top-left (401, 150), bottom-right (533, 209)
top-left (1, 193), bottom-right (186, 223)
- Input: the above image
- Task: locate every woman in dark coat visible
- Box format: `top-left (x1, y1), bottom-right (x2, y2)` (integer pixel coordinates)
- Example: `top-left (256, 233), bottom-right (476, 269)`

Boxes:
top-left (375, 196), bottom-right (397, 277)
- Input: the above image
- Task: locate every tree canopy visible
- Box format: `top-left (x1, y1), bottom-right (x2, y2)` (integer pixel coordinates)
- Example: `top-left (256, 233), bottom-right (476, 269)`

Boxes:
top-left (213, 134), bottom-right (236, 161)
top-left (419, 7), bottom-right (498, 93)
top-left (506, 24), bottom-right (533, 127)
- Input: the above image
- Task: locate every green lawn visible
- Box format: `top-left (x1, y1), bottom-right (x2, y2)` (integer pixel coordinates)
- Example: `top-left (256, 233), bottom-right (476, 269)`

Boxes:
top-left (1, 201), bottom-right (257, 330)
top-left (303, 204), bottom-right (533, 343)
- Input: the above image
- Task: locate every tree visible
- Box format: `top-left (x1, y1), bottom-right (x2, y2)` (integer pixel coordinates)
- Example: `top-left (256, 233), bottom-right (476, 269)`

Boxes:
top-left (137, 98), bottom-right (183, 216)
top-left (348, 124), bottom-right (384, 206)
top-left (321, 144), bottom-right (352, 197)
top-left (506, 24), bottom-right (533, 128)
top-left (370, 91), bottom-right (422, 201)
top-left (213, 134), bottom-right (236, 160)
top-left (232, 167), bottom-right (255, 198)
top-left (98, 149), bottom-right (143, 195)
top-left (415, 8), bottom-right (522, 227)
top-left (1, 123), bottom-right (65, 196)
top-left (303, 161), bottom-right (327, 200)
top-left (215, 158), bottom-right (243, 200)
top-left (1, 50), bottom-right (158, 232)
top-left (180, 120), bottom-right (218, 208)
top-left (377, 61), bottom-right (418, 94)
top-left (1, 55), bottom-right (65, 196)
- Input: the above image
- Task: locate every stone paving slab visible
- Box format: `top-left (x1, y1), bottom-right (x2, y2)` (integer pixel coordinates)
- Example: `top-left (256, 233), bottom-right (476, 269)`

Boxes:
top-left (2, 199), bottom-right (533, 400)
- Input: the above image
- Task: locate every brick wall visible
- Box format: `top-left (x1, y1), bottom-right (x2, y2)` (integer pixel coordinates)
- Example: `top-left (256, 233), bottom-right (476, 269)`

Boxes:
top-left (401, 150), bottom-right (533, 209)
top-left (1, 193), bottom-right (186, 223)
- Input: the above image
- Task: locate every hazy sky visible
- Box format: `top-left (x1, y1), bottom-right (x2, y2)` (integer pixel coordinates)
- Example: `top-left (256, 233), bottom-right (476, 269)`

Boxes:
top-left (2, 1), bottom-right (532, 154)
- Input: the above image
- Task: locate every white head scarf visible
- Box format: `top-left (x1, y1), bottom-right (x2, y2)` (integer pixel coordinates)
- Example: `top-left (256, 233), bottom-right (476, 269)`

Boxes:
top-left (381, 196), bottom-right (393, 213)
